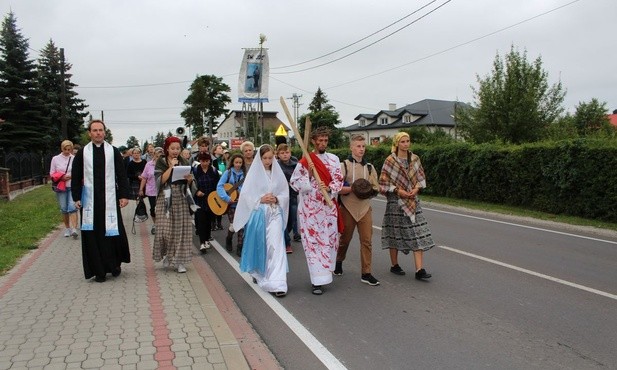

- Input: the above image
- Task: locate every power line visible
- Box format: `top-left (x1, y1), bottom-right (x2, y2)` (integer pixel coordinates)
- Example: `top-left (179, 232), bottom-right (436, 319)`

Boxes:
top-left (89, 106), bottom-right (183, 112)
top-left (105, 119), bottom-right (184, 124)
top-left (324, 0), bottom-right (582, 90)
top-left (271, 0), bottom-right (439, 70)
top-left (75, 72), bottom-right (238, 89)
top-left (78, 80), bottom-right (192, 89)
top-left (270, 76), bottom-right (379, 112)
top-left (272, 0), bottom-right (453, 75)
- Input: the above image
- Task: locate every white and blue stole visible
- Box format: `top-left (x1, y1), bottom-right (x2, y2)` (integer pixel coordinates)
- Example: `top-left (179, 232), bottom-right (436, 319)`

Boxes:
top-left (81, 142), bottom-right (119, 236)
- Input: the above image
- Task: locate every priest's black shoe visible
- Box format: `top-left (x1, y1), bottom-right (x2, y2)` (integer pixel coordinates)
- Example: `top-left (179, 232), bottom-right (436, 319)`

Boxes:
top-left (94, 275), bottom-right (106, 283)
top-left (112, 266), bottom-right (121, 277)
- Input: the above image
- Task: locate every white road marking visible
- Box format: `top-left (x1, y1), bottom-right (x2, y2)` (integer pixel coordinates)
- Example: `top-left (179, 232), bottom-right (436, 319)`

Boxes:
top-left (372, 200), bottom-right (617, 300)
top-left (437, 245), bottom-right (617, 301)
top-left (211, 240), bottom-right (348, 370)
top-left (373, 197), bottom-right (617, 245)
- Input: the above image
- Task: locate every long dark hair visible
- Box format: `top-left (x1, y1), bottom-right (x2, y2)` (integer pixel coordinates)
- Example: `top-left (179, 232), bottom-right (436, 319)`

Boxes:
top-left (227, 153), bottom-right (246, 174)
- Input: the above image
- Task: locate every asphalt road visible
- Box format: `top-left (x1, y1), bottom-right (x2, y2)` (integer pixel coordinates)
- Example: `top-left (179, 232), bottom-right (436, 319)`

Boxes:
top-left (200, 197), bottom-right (617, 370)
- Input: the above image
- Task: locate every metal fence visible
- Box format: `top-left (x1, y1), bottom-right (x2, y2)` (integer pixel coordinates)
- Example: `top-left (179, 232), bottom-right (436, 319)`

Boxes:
top-left (0, 151), bottom-right (52, 183)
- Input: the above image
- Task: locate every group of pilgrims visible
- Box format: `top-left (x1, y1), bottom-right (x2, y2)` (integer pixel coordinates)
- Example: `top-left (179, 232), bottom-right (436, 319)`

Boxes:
top-left (68, 120), bottom-right (435, 297)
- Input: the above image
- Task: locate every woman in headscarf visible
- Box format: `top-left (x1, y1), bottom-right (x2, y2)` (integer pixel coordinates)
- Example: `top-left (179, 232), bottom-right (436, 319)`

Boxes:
top-left (379, 132), bottom-right (434, 280)
top-left (152, 137), bottom-right (194, 273)
top-left (233, 145), bottom-right (290, 297)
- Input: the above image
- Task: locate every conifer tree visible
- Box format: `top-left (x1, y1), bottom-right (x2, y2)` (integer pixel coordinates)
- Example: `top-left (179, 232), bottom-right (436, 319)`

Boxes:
top-left (298, 87), bottom-right (346, 148)
top-left (0, 12), bottom-right (50, 151)
top-left (37, 39), bottom-right (89, 147)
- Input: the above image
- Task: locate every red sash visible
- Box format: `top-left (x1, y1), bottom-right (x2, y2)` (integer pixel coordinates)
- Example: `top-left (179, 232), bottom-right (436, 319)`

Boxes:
top-left (299, 153), bottom-right (344, 232)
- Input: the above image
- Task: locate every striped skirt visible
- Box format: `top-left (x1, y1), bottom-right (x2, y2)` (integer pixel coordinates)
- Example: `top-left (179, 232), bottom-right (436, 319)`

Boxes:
top-left (381, 195), bottom-right (435, 253)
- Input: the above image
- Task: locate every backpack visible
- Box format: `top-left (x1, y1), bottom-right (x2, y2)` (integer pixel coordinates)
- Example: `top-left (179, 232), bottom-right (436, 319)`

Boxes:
top-left (132, 197), bottom-right (149, 234)
top-left (342, 159), bottom-right (373, 180)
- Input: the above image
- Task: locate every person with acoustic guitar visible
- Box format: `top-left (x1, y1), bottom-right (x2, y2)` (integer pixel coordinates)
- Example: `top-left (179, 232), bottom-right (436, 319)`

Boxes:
top-left (216, 153), bottom-right (246, 256)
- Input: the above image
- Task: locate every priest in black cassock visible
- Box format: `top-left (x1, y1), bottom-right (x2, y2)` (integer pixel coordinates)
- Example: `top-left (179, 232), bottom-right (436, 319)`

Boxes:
top-left (71, 120), bottom-right (131, 282)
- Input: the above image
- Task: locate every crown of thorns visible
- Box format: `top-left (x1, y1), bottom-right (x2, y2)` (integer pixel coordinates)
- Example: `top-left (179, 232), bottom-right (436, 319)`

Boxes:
top-left (310, 126), bottom-right (331, 139)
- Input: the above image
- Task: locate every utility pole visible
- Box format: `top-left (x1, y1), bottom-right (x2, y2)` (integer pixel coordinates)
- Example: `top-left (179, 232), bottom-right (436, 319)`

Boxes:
top-left (286, 93), bottom-right (302, 124)
top-left (60, 48), bottom-right (67, 139)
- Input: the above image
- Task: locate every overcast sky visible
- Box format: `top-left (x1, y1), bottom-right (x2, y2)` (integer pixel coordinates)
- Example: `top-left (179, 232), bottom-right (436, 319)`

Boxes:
top-left (4, 0), bottom-right (616, 146)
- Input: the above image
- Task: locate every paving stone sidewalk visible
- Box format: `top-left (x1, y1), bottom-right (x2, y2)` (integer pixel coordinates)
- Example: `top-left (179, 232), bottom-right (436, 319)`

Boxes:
top-left (0, 203), bottom-right (249, 370)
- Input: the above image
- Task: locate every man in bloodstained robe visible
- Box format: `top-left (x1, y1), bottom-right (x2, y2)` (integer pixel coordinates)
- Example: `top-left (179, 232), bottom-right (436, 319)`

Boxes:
top-left (290, 127), bottom-right (344, 295)
top-left (71, 120), bottom-right (131, 283)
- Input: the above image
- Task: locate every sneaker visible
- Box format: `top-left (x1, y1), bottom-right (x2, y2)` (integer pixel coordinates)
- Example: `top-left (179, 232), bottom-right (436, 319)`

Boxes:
top-left (199, 243), bottom-right (207, 252)
top-left (293, 234), bottom-right (301, 242)
top-left (390, 264), bottom-right (406, 275)
top-left (64, 228), bottom-right (71, 237)
top-left (177, 264), bottom-right (187, 273)
top-left (151, 225), bottom-right (156, 235)
top-left (162, 255), bottom-right (170, 268)
top-left (286, 246), bottom-right (293, 254)
top-left (274, 291), bottom-right (286, 298)
top-left (333, 261), bottom-right (343, 276)
top-left (361, 273), bottom-right (380, 286)
top-left (205, 241), bottom-right (212, 249)
top-left (415, 268), bottom-right (432, 280)
top-left (311, 285), bottom-right (323, 295)
top-left (71, 228), bottom-right (79, 239)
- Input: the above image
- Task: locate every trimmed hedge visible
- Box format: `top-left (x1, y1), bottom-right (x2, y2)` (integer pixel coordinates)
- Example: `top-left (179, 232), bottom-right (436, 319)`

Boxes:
top-left (294, 139), bottom-right (617, 222)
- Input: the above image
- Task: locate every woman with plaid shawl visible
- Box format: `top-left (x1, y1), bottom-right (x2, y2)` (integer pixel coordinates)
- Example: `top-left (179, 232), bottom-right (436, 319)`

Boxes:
top-left (378, 132), bottom-right (434, 280)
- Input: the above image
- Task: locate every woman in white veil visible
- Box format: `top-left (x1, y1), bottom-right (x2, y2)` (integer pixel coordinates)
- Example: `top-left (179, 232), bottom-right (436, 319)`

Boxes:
top-left (233, 144), bottom-right (290, 296)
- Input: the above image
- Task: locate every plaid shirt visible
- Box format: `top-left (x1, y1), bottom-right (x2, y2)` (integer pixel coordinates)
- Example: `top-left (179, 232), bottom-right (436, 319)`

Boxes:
top-left (379, 152), bottom-right (426, 219)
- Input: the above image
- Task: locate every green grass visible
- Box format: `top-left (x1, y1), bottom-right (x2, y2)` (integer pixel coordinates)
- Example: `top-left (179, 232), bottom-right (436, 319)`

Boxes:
top-left (0, 185), bottom-right (62, 275)
top-left (421, 194), bottom-right (617, 232)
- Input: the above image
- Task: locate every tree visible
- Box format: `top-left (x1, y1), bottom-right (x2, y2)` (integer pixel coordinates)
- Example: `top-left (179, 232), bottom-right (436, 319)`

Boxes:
top-left (571, 98), bottom-right (613, 136)
top-left (181, 75), bottom-right (231, 140)
top-left (0, 12), bottom-right (50, 151)
top-left (36, 39), bottom-right (89, 148)
top-left (298, 87), bottom-right (346, 148)
top-left (153, 131), bottom-right (166, 148)
top-left (125, 136), bottom-right (139, 149)
top-left (401, 126), bottom-right (455, 145)
top-left (456, 46), bottom-right (565, 144)
top-left (308, 87), bottom-right (334, 112)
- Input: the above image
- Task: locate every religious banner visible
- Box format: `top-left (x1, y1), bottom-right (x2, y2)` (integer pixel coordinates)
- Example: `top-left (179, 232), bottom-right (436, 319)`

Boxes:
top-left (238, 48), bottom-right (269, 103)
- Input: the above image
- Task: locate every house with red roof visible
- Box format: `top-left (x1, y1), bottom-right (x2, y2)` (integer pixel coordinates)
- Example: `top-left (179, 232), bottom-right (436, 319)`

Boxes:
top-left (608, 109), bottom-right (617, 127)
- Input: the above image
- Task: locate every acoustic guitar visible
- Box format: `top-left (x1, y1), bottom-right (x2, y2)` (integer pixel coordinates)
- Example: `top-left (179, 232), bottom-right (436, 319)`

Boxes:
top-left (207, 180), bottom-right (244, 216)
